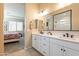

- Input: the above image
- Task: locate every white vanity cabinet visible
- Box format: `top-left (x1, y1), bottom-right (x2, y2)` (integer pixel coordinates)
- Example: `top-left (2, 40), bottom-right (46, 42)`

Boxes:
top-left (32, 34), bottom-right (50, 56)
top-left (50, 38), bottom-right (79, 56)
top-left (32, 34), bottom-right (79, 56)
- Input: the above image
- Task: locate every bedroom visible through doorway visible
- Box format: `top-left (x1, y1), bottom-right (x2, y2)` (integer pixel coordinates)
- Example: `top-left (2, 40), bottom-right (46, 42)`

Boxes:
top-left (4, 3), bottom-right (25, 54)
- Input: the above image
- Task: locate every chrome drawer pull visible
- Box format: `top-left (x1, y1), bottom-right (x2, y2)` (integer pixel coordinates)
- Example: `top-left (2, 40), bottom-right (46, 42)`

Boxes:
top-left (63, 49), bottom-right (66, 52)
top-left (61, 48), bottom-right (63, 51)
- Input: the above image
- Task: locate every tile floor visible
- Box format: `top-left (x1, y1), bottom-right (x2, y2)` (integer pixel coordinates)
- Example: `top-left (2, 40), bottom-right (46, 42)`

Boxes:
top-left (4, 42), bottom-right (42, 56)
top-left (4, 41), bottom-right (21, 54)
top-left (6, 48), bottom-right (42, 56)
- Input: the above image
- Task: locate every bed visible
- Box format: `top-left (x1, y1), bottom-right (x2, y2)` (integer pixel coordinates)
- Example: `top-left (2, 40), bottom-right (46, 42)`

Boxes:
top-left (4, 32), bottom-right (21, 43)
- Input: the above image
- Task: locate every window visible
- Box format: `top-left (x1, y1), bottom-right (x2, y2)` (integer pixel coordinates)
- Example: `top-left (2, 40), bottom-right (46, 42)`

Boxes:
top-left (8, 21), bottom-right (23, 31)
top-left (8, 21), bottom-right (17, 31)
top-left (17, 22), bottom-right (23, 31)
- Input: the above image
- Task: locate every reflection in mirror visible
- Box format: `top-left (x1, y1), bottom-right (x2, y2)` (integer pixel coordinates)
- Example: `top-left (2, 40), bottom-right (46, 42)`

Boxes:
top-left (44, 15), bottom-right (54, 31)
top-left (54, 10), bottom-right (71, 30)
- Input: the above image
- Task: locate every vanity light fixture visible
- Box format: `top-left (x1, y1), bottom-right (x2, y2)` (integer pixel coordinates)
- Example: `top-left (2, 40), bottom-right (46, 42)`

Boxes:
top-left (58, 3), bottom-right (66, 8)
top-left (58, 3), bottom-right (72, 8)
top-left (39, 9), bottom-right (49, 16)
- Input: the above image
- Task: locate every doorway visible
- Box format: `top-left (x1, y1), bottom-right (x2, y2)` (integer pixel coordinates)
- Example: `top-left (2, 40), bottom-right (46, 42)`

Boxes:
top-left (4, 3), bottom-right (25, 54)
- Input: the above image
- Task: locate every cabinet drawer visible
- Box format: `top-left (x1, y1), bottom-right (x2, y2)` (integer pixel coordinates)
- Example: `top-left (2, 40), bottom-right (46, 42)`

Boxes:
top-left (40, 37), bottom-right (49, 49)
top-left (40, 46), bottom-right (49, 56)
top-left (42, 37), bottom-right (50, 43)
top-left (40, 43), bottom-right (49, 50)
top-left (53, 38), bottom-right (65, 45)
top-left (41, 37), bottom-right (50, 45)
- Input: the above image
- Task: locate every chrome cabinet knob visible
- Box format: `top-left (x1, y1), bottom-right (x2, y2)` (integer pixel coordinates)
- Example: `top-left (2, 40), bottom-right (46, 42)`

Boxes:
top-left (63, 49), bottom-right (66, 52)
top-left (61, 48), bottom-right (63, 51)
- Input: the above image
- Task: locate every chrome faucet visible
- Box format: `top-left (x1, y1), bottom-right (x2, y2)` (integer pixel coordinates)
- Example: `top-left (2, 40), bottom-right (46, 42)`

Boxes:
top-left (63, 33), bottom-right (74, 38)
top-left (47, 32), bottom-right (52, 35)
top-left (65, 33), bottom-right (69, 37)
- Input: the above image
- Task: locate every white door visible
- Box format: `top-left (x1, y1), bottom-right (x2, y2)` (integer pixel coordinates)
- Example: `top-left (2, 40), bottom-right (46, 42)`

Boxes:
top-left (50, 39), bottom-right (64, 56)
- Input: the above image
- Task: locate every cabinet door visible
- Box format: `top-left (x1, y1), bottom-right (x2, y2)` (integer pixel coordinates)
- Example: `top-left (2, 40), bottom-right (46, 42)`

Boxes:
top-left (64, 47), bottom-right (79, 56)
top-left (39, 36), bottom-right (44, 54)
top-left (40, 37), bottom-right (50, 56)
top-left (50, 39), bottom-right (64, 56)
top-left (32, 35), bottom-right (41, 51)
top-left (32, 35), bottom-right (37, 49)
top-left (35, 35), bottom-right (41, 51)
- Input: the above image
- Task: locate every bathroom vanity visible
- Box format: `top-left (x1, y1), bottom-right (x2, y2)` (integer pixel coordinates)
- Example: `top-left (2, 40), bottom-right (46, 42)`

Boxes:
top-left (32, 33), bottom-right (79, 56)
top-left (32, 5), bottom-right (79, 56)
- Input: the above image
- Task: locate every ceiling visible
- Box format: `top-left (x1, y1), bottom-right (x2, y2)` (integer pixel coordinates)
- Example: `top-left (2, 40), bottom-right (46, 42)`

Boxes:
top-left (4, 3), bottom-right (25, 19)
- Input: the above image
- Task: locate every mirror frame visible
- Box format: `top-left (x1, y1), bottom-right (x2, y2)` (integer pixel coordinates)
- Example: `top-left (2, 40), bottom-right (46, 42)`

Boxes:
top-left (53, 10), bottom-right (72, 31)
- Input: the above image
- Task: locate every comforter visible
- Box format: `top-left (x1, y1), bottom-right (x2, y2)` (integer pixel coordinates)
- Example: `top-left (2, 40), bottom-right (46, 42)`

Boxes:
top-left (4, 32), bottom-right (20, 40)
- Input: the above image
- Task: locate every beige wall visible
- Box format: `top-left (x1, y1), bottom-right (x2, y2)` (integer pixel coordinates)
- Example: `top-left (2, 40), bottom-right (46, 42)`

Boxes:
top-left (39, 3), bottom-right (72, 14)
top-left (25, 4), bottom-right (39, 48)
top-left (39, 3), bottom-right (58, 13)
top-left (0, 4), bottom-right (4, 55)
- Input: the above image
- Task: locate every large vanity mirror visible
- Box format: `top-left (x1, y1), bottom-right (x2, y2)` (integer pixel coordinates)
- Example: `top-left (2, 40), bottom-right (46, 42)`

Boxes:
top-left (38, 9), bottom-right (79, 31)
top-left (44, 10), bottom-right (72, 31)
top-left (54, 10), bottom-right (72, 31)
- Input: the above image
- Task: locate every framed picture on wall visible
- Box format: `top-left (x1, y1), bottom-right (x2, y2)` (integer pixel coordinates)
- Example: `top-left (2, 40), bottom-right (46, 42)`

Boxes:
top-left (35, 19), bottom-right (38, 29)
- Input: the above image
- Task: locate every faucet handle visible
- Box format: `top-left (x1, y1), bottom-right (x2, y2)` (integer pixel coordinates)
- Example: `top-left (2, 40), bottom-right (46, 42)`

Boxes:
top-left (71, 35), bottom-right (74, 38)
top-left (63, 34), bottom-right (65, 37)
